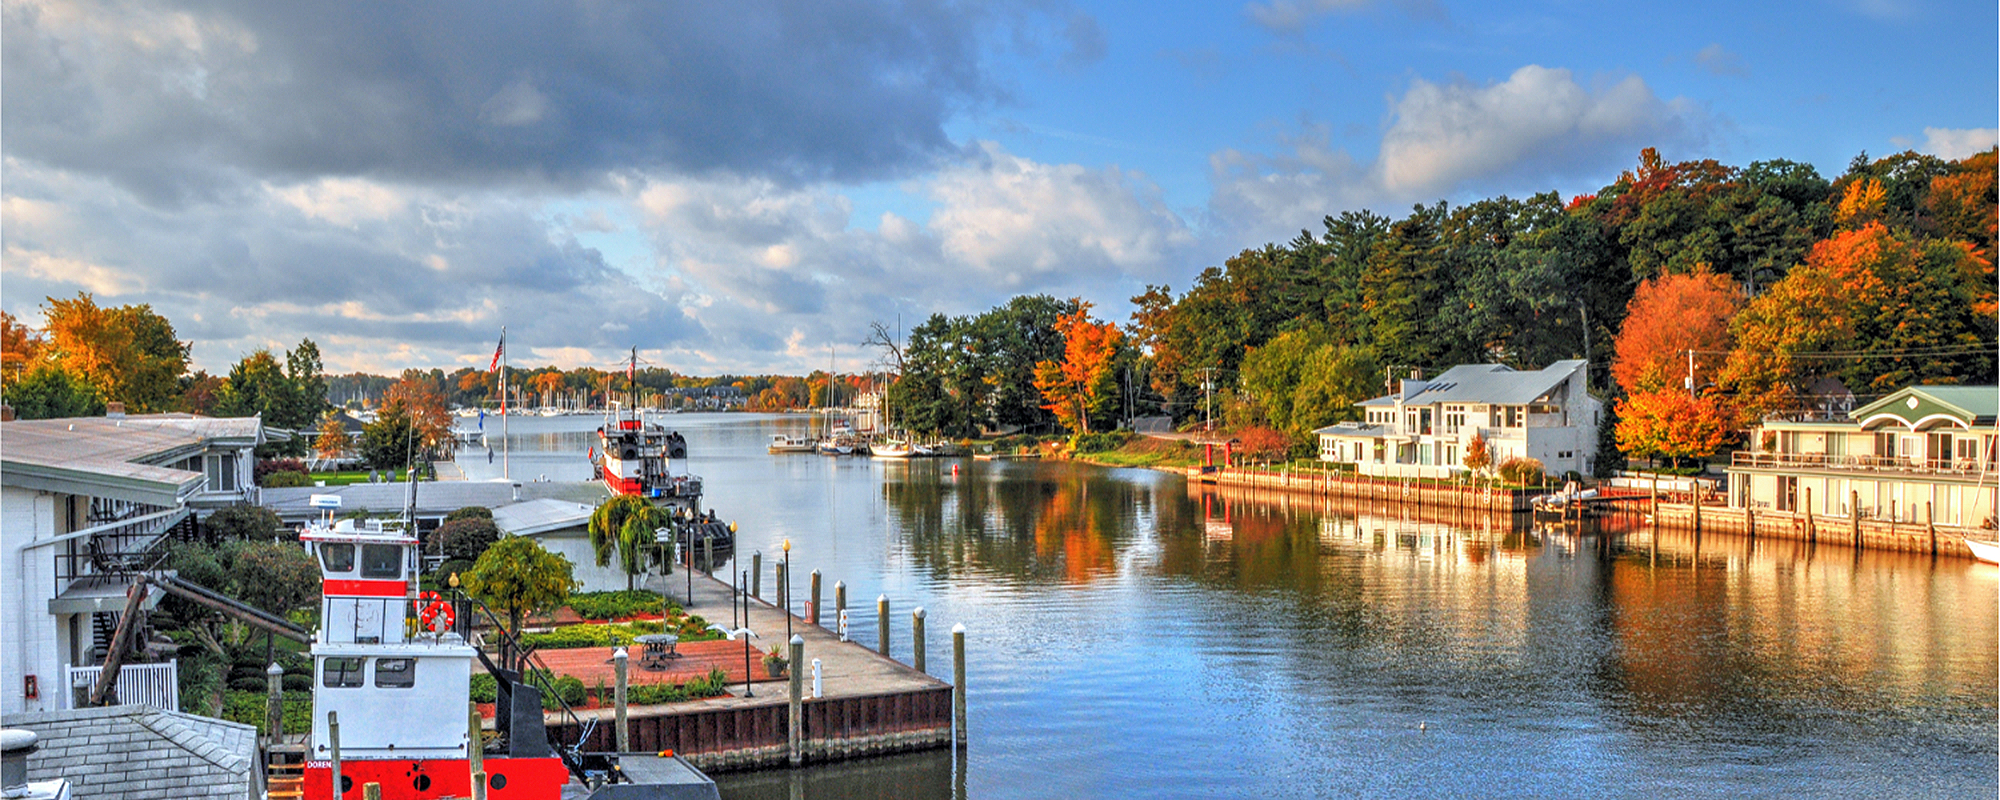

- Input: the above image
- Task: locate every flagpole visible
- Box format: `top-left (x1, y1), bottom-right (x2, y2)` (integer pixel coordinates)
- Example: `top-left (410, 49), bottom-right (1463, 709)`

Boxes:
top-left (502, 326), bottom-right (510, 481)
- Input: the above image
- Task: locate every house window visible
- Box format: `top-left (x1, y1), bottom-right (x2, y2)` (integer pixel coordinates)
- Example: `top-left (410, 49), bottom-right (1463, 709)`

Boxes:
top-left (1873, 432), bottom-right (1897, 459)
top-left (1926, 432), bottom-right (1954, 468)
top-left (1489, 407), bottom-right (1502, 428)
top-left (204, 453), bottom-right (238, 493)
top-left (375, 658), bottom-right (416, 689)
top-left (1443, 405), bottom-right (1465, 433)
top-left (323, 657), bottom-right (365, 688)
top-left (1504, 406), bottom-right (1522, 428)
top-left (1777, 477), bottom-right (1799, 511)
top-left (1418, 408), bottom-right (1433, 435)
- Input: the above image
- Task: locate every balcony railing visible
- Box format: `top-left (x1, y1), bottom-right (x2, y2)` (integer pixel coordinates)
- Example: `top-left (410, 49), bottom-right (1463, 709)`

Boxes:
top-left (52, 506), bottom-right (191, 595)
top-left (1731, 451), bottom-right (1997, 477)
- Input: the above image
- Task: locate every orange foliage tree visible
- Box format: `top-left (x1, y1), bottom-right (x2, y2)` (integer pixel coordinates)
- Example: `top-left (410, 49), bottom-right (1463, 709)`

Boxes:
top-left (1609, 266), bottom-right (1741, 395)
top-left (1614, 389), bottom-right (1735, 469)
top-left (1234, 426), bottom-right (1291, 464)
top-left (0, 310), bottom-right (44, 384)
top-left (1719, 222), bottom-right (1993, 412)
top-left (1033, 300), bottom-right (1124, 435)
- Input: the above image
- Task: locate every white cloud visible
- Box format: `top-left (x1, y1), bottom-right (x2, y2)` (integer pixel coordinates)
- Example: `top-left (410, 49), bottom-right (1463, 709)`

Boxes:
top-left (269, 177), bottom-right (410, 227)
top-left (1692, 44), bottom-right (1746, 77)
top-left (3, 245), bottom-right (146, 296)
top-left (1921, 127), bottom-right (1999, 160)
top-left (1209, 64), bottom-right (1702, 242)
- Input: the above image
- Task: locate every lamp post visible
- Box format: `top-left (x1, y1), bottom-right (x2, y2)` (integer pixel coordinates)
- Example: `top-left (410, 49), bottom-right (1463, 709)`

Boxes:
top-left (781, 539), bottom-right (793, 642)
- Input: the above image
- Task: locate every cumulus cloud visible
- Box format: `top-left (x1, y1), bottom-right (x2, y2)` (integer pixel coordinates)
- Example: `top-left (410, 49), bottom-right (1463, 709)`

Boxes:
top-left (1921, 127), bottom-right (1999, 160)
top-left (1, 0), bottom-right (994, 203)
top-left (1210, 64), bottom-right (1704, 242)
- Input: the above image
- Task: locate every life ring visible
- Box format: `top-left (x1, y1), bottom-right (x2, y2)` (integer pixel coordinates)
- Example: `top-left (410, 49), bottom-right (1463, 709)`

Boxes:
top-left (419, 591), bottom-right (455, 631)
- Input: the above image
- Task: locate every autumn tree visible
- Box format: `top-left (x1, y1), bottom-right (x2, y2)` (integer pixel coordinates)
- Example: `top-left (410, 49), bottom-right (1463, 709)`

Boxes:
top-left (360, 375), bottom-right (452, 468)
top-left (1033, 301), bottom-right (1126, 435)
top-left (463, 537), bottom-right (577, 671)
top-left (1613, 389), bottom-right (1735, 470)
top-left (38, 293), bottom-right (189, 413)
top-left (1464, 433), bottom-right (1491, 474)
top-left (315, 416), bottom-right (353, 459)
top-left (1609, 267), bottom-right (1742, 396)
top-left (1, 311), bottom-right (43, 385)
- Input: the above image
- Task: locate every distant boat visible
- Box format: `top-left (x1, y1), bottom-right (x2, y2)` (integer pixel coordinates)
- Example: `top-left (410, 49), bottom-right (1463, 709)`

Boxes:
top-left (870, 439), bottom-right (915, 458)
top-left (1963, 538), bottom-right (2000, 564)
top-left (769, 434), bottom-right (817, 454)
top-left (817, 438), bottom-right (856, 456)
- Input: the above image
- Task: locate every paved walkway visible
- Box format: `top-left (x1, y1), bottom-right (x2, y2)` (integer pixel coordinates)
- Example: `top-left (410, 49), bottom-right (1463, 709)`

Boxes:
top-left (434, 461), bottom-right (467, 480)
top-left (556, 569), bottom-right (947, 723)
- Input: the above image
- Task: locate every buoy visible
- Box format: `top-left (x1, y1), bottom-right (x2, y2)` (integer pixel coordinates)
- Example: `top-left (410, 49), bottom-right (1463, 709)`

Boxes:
top-left (951, 464), bottom-right (960, 477)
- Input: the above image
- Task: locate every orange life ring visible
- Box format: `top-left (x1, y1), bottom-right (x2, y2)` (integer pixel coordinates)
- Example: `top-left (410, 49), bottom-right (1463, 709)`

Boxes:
top-left (419, 591), bottom-right (455, 631)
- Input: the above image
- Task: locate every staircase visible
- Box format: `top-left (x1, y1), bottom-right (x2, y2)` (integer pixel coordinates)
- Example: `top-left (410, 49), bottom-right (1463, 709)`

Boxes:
top-left (264, 743), bottom-right (306, 799)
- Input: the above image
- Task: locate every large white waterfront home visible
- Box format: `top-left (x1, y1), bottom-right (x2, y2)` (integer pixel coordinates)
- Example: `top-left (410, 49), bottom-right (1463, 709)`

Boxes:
top-left (1314, 360), bottom-right (1602, 479)
top-left (1725, 384), bottom-right (1997, 528)
top-left (1, 405), bottom-right (269, 715)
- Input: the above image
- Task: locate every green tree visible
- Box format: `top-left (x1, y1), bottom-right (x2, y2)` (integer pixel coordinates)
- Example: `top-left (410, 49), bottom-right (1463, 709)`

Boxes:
top-left (587, 495), bottom-right (671, 590)
top-left (229, 541), bottom-right (321, 617)
top-left (38, 293), bottom-right (189, 412)
top-left (433, 517), bottom-right (500, 563)
top-left (200, 505), bottom-right (286, 544)
top-left (5, 363), bottom-right (104, 419)
top-left (463, 536), bottom-right (577, 670)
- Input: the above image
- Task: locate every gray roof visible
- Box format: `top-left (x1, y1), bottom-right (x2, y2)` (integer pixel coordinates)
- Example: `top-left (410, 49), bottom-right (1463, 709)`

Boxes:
top-left (262, 480), bottom-right (610, 522)
top-left (0, 415), bottom-right (264, 505)
top-left (493, 497), bottom-right (597, 536)
top-left (2, 703), bottom-right (257, 800)
top-left (1357, 360), bottom-right (1585, 408)
top-left (1313, 421), bottom-right (1392, 437)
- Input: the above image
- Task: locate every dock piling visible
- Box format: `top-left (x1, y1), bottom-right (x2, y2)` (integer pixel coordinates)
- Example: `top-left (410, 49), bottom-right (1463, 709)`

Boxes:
top-left (788, 635), bottom-right (805, 767)
top-left (264, 663), bottom-right (282, 748)
top-left (363, 782), bottom-right (381, 800)
top-left (952, 624), bottom-right (967, 747)
top-left (752, 551), bottom-right (763, 598)
top-left (614, 647), bottom-right (629, 753)
top-left (1927, 502), bottom-right (1938, 557)
top-left (468, 702), bottom-right (486, 800)
top-left (835, 582), bottom-right (848, 641)
top-left (1851, 490), bottom-right (1861, 547)
top-left (810, 570), bottom-right (823, 625)
top-left (878, 595), bottom-right (891, 657)
top-left (913, 607), bottom-right (927, 673)
top-left (328, 711), bottom-right (342, 800)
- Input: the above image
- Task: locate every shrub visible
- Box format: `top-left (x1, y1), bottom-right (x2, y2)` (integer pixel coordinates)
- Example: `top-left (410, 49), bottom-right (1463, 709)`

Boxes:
top-left (221, 690), bottom-right (313, 735)
top-left (434, 517), bottom-right (501, 563)
top-left (262, 470), bottom-right (313, 488)
top-left (202, 505), bottom-right (288, 543)
top-left (1070, 431), bottom-right (1133, 454)
top-left (446, 506), bottom-right (494, 522)
top-left (469, 672), bottom-right (497, 703)
top-left (566, 590), bottom-right (666, 621)
top-left (543, 675), bottom-right (587, 710)
top-left (1497, 456), bottom-right (1547, 487)
top-left (624, 668), bottom-right (730, 705)
top-left (254, 458), bottom-right (310, 486)
top-left (517, 622), bottom-right (655, 650)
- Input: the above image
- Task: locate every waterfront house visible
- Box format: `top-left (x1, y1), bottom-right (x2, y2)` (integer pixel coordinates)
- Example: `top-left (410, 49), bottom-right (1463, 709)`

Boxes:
top-left (0, 406), bottom-right (268, 715)
top-left (1725, 385), bottom-right (1998, 528)
top-left (1315, 360), bottom-right (1602, 479)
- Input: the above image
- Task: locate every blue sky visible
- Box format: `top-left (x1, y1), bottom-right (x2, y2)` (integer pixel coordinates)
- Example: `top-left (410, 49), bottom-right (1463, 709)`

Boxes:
top-left (3, 0), bottom-right (1992, 377)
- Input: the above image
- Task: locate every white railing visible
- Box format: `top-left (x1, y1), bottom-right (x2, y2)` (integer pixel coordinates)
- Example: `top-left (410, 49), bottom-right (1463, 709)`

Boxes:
top-left (64, 659), bottom-right (179, 711)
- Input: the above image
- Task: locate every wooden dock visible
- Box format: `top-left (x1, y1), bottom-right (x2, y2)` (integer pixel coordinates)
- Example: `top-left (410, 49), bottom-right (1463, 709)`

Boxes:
top-left (547, 569), bottom-right (960, 772)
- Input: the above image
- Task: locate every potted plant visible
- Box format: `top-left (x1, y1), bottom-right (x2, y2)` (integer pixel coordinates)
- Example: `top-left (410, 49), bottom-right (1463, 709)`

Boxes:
top-left (762, 645), bottom-right (788, 678)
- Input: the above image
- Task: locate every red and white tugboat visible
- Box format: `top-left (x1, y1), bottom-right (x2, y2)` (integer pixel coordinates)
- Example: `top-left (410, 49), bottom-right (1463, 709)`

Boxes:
top-left (593, 404), bottom-right (700, 508)
top-left (290, 497), bottom-right (717, 799)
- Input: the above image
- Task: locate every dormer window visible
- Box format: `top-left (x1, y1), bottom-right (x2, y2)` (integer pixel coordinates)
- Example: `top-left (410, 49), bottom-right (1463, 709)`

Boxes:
top-left (360, 544), bottom-right (402, 579)
top-left (320, 543), bottom-right (355, 573)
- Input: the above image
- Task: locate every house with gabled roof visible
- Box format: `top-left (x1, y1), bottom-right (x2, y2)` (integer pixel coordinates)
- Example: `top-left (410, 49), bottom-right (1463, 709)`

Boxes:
top-left (1315, 360), bottom-right (1602, 480)
top-left (1, 406), bottom-right (269, 716)
top-left (1726, 384), bottom-right (1997, 528)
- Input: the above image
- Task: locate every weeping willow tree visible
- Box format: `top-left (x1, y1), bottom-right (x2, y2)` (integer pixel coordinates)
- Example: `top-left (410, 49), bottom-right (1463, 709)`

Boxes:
top-left (588, 495), bottom-right (673, 590)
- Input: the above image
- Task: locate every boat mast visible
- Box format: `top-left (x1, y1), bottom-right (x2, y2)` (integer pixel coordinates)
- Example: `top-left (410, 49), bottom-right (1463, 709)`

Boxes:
top-left (501, 326), bottom-right (510, 480)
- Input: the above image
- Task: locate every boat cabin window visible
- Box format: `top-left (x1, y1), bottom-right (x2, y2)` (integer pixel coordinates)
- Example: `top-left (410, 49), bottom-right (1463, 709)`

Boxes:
top-left (360, 544), bottom-right (402, 579)
top-left (323, 657), bottom-right (365, 688)
top-left (374, 658), bottom-right (416, 689)
top-left (320, 543), bottom-right (355, 573)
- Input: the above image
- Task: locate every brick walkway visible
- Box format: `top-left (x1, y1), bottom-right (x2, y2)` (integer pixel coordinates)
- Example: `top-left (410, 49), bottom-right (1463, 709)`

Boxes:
top-left (532, 639), bottom-right (786, 689)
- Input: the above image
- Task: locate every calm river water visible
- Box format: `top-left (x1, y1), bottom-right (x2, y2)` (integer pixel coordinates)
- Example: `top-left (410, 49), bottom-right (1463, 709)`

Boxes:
top-left (457, 413), bottom-right (1997, 799)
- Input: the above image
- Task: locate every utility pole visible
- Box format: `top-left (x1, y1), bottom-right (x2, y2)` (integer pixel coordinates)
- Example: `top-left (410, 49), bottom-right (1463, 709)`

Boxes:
top-left (1686, 349), bottom-right (1696, 398)
top-left (1203, 367), bottom-right (1214, 433)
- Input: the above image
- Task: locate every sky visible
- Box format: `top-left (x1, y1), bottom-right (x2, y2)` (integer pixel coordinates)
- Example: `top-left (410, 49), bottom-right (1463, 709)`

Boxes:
top-left (3, 0), bottom-right (1995, 378)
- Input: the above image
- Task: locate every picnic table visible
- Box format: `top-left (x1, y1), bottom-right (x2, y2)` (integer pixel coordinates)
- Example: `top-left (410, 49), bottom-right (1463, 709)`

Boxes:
top-left (634, 633), bottom-right (679, 670)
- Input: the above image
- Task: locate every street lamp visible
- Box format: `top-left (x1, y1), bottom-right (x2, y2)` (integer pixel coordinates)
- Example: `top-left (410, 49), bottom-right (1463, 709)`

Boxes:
top-left (781, 538), bottom-right (793, 642)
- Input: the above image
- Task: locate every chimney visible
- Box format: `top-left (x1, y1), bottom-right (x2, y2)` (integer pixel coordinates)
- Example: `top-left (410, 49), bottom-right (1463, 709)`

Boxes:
top-left (1409, 368), bottom-right (1423, 380)
top-left (106, 402), bottom-right (126, 418)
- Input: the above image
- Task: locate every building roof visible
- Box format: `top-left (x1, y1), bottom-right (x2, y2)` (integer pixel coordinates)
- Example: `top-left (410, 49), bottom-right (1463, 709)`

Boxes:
top-left (1851, 385), bottom-right (1998, 429)
top-left (2, 703), bottom-right (257, 800)
top-left (261, 479), bottom-right (610, 522)
top-left (0, 414), bottom-right (263, 506)
top-left (1314, 421), bottom-right (1393, 437)
top-left (493, 497), bottom-right (597, 536)
top-left (1357, 360), bottom-right (1586, 408)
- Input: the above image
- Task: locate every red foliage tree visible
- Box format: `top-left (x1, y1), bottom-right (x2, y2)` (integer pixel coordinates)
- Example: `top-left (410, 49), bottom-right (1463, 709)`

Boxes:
top-left (1609, 266), bottom-right (1741, 396)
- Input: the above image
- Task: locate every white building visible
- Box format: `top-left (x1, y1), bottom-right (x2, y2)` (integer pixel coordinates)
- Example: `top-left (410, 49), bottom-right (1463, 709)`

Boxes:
top-left (1315, 360), bottom-right (1602, 479)
top-left (1, 408), bottom-right (267, 715)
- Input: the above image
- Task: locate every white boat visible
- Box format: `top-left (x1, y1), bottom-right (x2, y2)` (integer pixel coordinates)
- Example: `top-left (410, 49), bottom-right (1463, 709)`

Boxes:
top-left (869, 438), bottom-right (915, 458)
top-left (769, 434), bottom-right (817, 454)
top-left (817, 438), bottom-right (856, 456)
top-left (1963, 538), bottom-right (2000, 564)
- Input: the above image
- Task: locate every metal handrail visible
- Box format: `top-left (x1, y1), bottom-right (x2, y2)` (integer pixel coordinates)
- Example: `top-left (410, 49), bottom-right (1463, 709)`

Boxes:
top-left (455, 591), bottom-right (595, 783)
top-left (1731, 451), bottom-right (1995, 477)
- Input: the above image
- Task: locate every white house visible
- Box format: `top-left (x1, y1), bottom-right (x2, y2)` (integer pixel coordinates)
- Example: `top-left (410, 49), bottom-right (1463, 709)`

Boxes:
top-left (1, 408), bottom-right (267, 715)
top-left (1315, 360), bottom-right (1602, 479)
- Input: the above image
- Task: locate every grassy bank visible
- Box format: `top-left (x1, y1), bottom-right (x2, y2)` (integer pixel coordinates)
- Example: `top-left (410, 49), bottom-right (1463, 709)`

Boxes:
top-left (1068, 433), bottom-right (1203, 470)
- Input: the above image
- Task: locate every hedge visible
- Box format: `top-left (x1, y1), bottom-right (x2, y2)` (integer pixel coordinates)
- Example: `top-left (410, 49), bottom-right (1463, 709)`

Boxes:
top-left (565, 590), bottom-right (667, 621)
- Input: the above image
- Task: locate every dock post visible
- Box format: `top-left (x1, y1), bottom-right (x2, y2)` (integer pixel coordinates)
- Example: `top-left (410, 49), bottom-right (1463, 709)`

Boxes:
top-left (703, 537), bottom-right (713, 575)
top-left (810, 570), bottom-right (823, 625)
top-left (613, 647), bottom-right (629, 753)
top-left (1747, 505), bottom-right (1755, 540)
top-left (877, 595), bottom-right (891, 657)
top-left (1692, 483), bottom-right (1703, 533)
top-left (1851, 490), bottom-right (1862, 548)
top-left (752, 551), bottom-right (763, 598)
top-left (811, 658), bottom-right (823, 699)
top-left (912, 607), bottom-right (927, 673)
top-left (952, 624), bottom-right (968, 747)
top-left (835, 582), bottom-right (848, 641)
top-left (328, 711), bottom-right (342, 800)
top-left (1649, 474), bottom-right (1658, 528)
top-left (364, 783), bottom-right (381, 800)
top-left (1805, 488), bottom-right (1815, 544)
top-left (788, 635), bottom-right (805, 767)
top-left (1927, 502), bottom-right (1937, 557)
top-left (264, 663), bottom-right (282, 747)
top-left (468, 702), bottom-right (486, 800)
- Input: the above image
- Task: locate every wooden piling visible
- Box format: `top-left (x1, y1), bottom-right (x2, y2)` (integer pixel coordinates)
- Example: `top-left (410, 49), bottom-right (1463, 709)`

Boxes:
top-left (752, 552), bottom-right (763, 598)
top-left (363, 782), bottom-right (382, 800)
top-left (952, 624), bottom-right (968, 747)
top-left (1927, 502), bottom-right (1938, 557)
top-left (264, 663), bottom-right (282, 747)
top-left (810, 570), bottom-right (823, 625)
top-left (788, 635), bottom-right (805, 767)
top-left (877, 595), bottom-right (891, 657)
top-left (1805, 487), bottom-right (1816, 544)
top-left (1851, 490), bottom-right (1862, 547)
top-left (913, 608), bottom-right (927, 673)
top-left (614, 647), bottom-right (629, 753)
top-left (328, 711), bottom-right (342, 800)
top-left (468, 702), bottom-right (486, 800)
